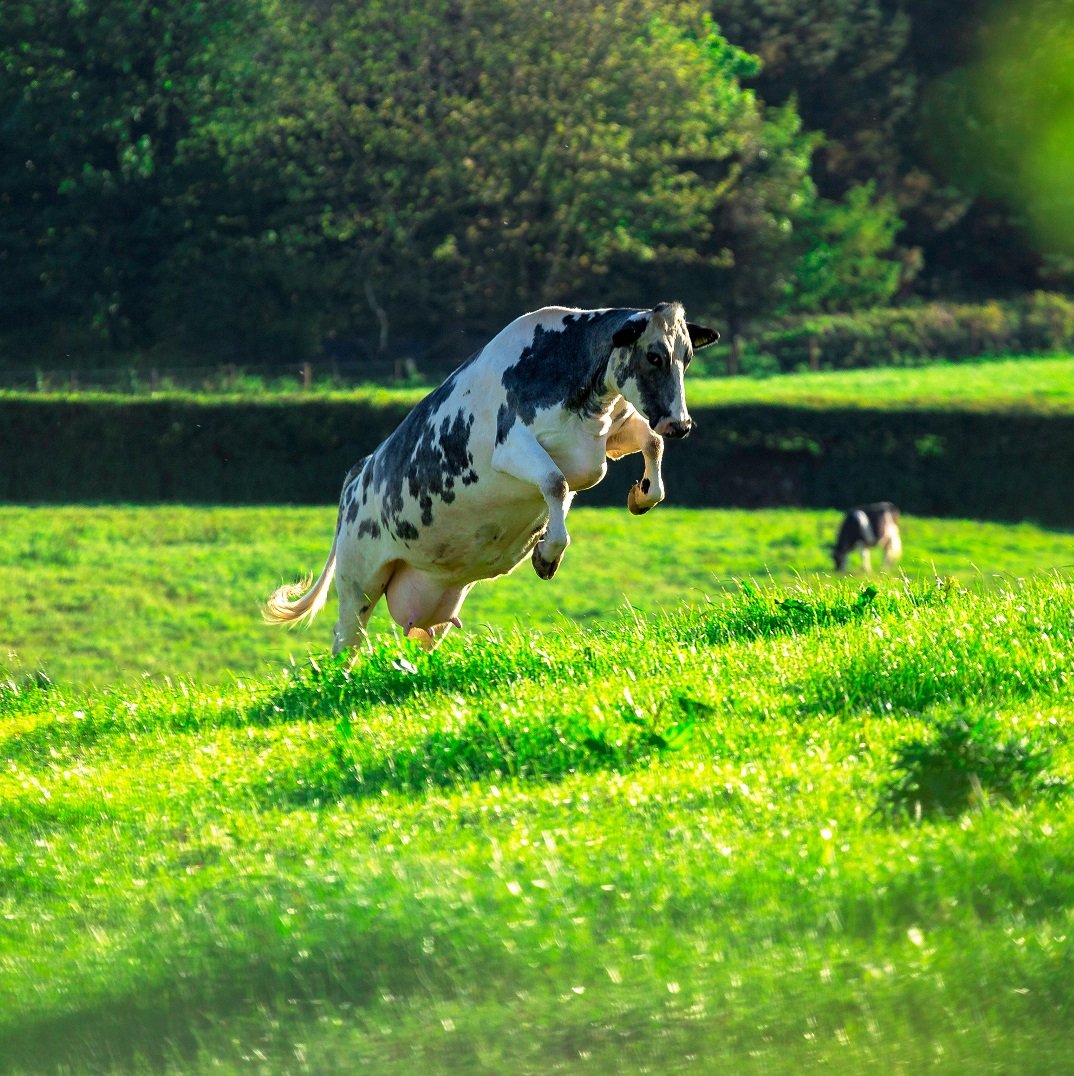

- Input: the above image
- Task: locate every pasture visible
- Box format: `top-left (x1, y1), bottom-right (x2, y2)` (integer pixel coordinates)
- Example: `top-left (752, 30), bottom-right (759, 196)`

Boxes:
top-left (10, 352), bottom-right (1074, 413)
top-left (2, 572), bottom-right (1073, 1071)
top-left (4, 505), bottom-right (1074, 687)
top-left (5, 498), bottom-right (1074, 1070)
top-left (687, 354), bottom-right (1074, 412)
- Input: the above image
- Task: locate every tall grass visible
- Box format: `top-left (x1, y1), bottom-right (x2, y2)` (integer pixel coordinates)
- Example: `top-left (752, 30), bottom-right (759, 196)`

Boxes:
top-left (2, 576), bottom-right (1073, 1071)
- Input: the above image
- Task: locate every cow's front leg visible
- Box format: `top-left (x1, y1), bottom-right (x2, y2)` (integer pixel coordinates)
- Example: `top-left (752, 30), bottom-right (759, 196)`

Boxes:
top-left (606, 413), bottom-right (665, 515)
top-left (492, 426), bottom-right (573, 579)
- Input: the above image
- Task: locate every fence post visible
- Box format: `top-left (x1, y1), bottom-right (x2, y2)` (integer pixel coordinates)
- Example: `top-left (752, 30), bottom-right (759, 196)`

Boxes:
top-left (302, 361), bottom-right (312, 390)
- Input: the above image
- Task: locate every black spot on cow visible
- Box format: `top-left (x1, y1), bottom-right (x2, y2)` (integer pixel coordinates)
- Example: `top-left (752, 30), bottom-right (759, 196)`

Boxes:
top-left (400, 407), bottom-right (478, 525)
top-left (343, 457), bottom-right (368, 487)
top-left (396, 520), bottom-right (419, 542)
top-left (335, 456), bottom-right (370, 532)
top-left (549, 474), bottom-right (569, 501)
top-left (357, 518), bottom-right (381, 539)
top-left (496, 309), bottom-right (642, 444)
top-left (366, 357), bottom-right (481, 534)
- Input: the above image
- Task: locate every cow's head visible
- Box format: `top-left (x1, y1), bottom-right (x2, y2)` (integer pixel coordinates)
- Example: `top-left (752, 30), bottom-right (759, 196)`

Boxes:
top-left (609, 302), bottom-right (719, 438)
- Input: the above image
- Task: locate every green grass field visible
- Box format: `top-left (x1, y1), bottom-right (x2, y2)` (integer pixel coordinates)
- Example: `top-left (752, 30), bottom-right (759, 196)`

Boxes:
top-left (3, 572), bottom-right (1073, 1072)
top-left (4, 504), bottom-right (1073, 687)
top-left (5, 494), bottom-right (1074, 1071)
top-left (10, 353), bottom-right (1074, 413)
top-left (687, 354), bottom-right (1074, 412)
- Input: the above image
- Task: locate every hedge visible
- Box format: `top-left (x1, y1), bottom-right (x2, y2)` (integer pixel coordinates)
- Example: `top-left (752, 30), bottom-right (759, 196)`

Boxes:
top-left (6, 397), bottom-right (1073, 527)
top-left (698, 292), bottom-right (1074, 376)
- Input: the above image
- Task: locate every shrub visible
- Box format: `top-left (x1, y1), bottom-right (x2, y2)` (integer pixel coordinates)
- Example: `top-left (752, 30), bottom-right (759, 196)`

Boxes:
top-left (745, 293), bottom-right (1074, 373)
top-left (877, 713), bottom-right (1058, 818)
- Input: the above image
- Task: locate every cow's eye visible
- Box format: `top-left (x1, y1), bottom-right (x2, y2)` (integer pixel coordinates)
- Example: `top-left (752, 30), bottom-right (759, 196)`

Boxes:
top-left (646, 350), bottom-right (663, 367)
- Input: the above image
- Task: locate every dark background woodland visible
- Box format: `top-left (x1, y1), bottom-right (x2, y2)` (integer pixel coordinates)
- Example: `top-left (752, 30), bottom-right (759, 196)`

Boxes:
top-left (3, 0), bottom-right (1073, 374)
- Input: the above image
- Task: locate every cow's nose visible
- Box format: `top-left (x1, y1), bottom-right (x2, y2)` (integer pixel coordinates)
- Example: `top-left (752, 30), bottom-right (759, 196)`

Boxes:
top-left (659, 418), bottom-right (692, 440)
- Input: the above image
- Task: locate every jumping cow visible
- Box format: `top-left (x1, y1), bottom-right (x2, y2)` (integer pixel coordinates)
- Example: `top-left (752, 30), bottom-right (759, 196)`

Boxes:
top-left (265, 302), bottom-right (719, 655)
top-left (832, 501), bottom-right (902, 572)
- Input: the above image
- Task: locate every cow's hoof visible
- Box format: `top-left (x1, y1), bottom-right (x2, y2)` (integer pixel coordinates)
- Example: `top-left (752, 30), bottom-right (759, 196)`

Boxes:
top-left (627, 481), bottom-right (654, 516)
top-left (532, 544), bottom-right (562, 580)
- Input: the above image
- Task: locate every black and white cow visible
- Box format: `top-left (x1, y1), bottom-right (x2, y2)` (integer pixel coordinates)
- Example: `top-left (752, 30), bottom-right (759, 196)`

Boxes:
top-left (266, 302), bottom-right (719, 654)
top-left (832, 501), bottom-right (902, 572)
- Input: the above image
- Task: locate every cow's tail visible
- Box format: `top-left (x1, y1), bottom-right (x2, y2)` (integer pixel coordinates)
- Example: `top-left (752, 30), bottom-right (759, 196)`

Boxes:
top-left (264, 532), bottom-right (338, 629)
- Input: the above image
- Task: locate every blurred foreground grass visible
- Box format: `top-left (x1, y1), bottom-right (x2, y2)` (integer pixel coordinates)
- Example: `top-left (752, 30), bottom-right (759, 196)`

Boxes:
top-left (2, 577), bottom-right (1073, 1071)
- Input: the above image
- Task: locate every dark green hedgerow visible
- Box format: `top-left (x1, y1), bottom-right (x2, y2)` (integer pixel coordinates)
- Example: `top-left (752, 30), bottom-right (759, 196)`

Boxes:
top-left (730, 293), bottom-right (1074, 375)
top-left (5, 395), bottom-right (1074, 525)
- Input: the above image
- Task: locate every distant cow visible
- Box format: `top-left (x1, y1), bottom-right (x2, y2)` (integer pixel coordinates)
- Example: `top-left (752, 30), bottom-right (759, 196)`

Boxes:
top-left (266, 302), bottom-right (719, 655)
top-left (832, 501), bottom-right (902, 572)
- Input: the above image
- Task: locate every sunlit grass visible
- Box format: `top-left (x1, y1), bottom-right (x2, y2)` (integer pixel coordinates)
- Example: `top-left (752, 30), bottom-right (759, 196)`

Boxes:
top-left (3, 504), bottom-right (1073, 688)
top-left (2, 577), bottom-right (1073, 1071)
top-left (8, 353), bottom-right (1074, 413)
top-left (685, 354), bottom-right (1074, 412)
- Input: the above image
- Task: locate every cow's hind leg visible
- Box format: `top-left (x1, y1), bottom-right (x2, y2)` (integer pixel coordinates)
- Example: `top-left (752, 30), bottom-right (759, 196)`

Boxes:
top-left (332, 560), bottom-right (395, 658)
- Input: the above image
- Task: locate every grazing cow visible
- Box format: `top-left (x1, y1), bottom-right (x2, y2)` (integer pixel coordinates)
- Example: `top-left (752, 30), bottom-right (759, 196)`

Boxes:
top-left (265, 302), bottom-right (720, 655)
top-left (832, 501), bottom-right (902, 572)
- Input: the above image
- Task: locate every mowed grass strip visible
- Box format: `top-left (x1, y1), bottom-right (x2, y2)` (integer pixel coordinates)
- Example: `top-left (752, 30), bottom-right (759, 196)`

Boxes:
top-left (11, 353), bottom-right (1074, 413)
top-left (686, 354), bottom-right (1074, 412)
top-left (1, 577), bottom-right (1073, 1072)
top-left (4, 504), bottom-right (1074, 688)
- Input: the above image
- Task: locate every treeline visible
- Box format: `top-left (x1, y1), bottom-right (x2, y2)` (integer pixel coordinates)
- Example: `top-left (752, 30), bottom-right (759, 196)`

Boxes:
top-left (2, 0), bottom-right (1071, 369)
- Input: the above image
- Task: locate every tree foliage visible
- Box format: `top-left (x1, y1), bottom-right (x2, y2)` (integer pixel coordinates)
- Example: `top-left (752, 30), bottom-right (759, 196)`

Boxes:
top-left (708, 0), bottom-right (1074, 299)
top-left (228, 1), bottom-right (790, 348)
top-left (0, 0), bottom-right (250, 349)
top-left (7, 0), bottom-right (1034, 367)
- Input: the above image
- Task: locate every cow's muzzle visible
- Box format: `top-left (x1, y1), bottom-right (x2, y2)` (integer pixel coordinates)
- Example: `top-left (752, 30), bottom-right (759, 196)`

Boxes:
top-left (655, 418), bottom-right (692, 440)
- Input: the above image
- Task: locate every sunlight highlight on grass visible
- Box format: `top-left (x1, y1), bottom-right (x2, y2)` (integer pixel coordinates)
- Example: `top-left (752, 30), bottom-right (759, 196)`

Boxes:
top-left (2, 578), bottom-right (1073, 1071)
top-left (2, 504), bottom-right (1073, 688)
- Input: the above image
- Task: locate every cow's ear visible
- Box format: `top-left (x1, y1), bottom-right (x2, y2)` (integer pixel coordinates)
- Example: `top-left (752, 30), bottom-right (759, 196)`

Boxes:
top-left (687, 323), bottom-right (721, 350)
top-left (612, 316), bottom-right (648, 349)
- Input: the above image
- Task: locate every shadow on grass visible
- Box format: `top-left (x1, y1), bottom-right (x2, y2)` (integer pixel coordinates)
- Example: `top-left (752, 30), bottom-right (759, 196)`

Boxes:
top-left (0, 911), bottom-right (500, 1073)
top-left (678, 580), bottom-right (894, 647)
top-left (252, 692), bottom-right (709, 807)
top-left (244, 630), bottom-right (604, 731)
top-left (3, 582), bottom-right (934, 766)
top-left (876, 712), bottom-right (1065, 820)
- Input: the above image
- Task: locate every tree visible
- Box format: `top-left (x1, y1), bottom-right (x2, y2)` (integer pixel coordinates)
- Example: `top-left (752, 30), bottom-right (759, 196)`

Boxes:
top-left (709, 0), bottom-right (1074, 300)
top-left (0, 0), bottom-right (250, 354)
top-left (918, 0), bottom-right (1074, 292)
top-left (639, 96), bottom-right (901, 371)
top-left (226, 0), bottom-right (819, 355)
top-left (709, 0), bottom-right (916, 196)
top-left (785, 182), bottom-right (902, 314)
top-left (0, 0), bottom-right (908, 367)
